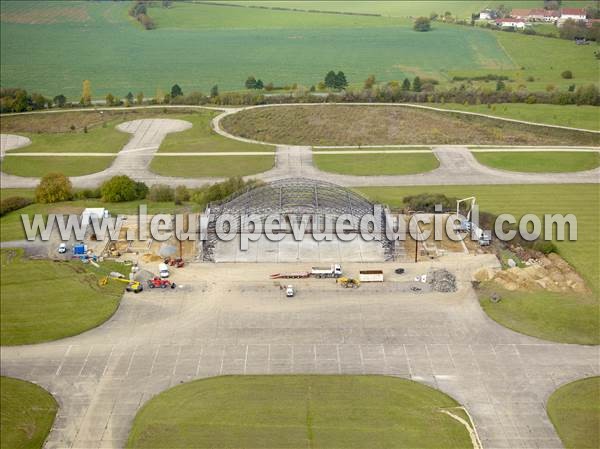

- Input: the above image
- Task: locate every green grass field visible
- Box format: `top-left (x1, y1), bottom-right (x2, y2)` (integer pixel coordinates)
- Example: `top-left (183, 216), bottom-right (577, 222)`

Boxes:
top-left (158, 112), bottom-right (272, 153)
top-left (237, 1), bottom-right (595, 19)
top-left (434, 104), bottom-right (600, 131)
top-left (4, 1), bottom-right (596, 98)
top-left (313, 153), bottom-right (439, 175)
top-left (0, 376), bottom-right (57, 449)
top-left (358, 184), bottom-right (599, 343)
top-left (0, 248), bottom-right (124, 345)
top-left (473, 151), bottom-right (600, 173)
top-left (149, 155), bottom-right (274, 178)
top-left (547, 377), bottom-right (600, 449)
top-left (127, 375), bottom-right (471, 449)
top-left (1, 156), bottom-right (114, 177)
top-left (478, 285), bottom-right (599, 345)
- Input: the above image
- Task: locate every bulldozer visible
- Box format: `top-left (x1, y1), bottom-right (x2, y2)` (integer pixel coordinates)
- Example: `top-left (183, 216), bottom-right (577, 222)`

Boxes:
top-left (337, 277), bottom-right (360, 288)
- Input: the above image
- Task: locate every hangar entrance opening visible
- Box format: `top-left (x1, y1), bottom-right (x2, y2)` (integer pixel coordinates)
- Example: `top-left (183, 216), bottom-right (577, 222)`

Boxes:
top-left (201, 178), bottom-right (402, 263)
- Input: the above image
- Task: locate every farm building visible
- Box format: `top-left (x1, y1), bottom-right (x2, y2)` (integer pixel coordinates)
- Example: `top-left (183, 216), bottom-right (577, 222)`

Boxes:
top-left (560, 8), bottom-right (587, 21)
top-left (495, 18), bottom-right (528, 29)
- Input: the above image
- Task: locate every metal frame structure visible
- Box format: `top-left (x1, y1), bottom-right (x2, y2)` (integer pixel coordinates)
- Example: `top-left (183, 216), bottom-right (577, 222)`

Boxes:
top-left (202, 178), bottom-right (395, 261)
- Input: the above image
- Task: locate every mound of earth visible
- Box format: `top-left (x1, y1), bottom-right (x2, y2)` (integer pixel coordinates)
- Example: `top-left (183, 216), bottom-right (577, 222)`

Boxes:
top-left (474, 253), bottom-right (588, 294)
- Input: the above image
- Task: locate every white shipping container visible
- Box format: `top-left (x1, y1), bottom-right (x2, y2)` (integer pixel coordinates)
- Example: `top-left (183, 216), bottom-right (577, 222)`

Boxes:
top-left (359, 270), bottom-right (384, 283)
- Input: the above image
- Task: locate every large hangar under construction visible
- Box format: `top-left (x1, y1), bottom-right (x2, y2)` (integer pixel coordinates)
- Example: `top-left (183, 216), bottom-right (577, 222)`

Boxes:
top-left (201, 178), bottom-right (405, 263)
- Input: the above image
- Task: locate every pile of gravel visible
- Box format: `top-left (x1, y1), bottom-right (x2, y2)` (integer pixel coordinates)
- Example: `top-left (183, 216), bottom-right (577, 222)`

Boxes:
top-left (427, 269), bottom-right (457, 292)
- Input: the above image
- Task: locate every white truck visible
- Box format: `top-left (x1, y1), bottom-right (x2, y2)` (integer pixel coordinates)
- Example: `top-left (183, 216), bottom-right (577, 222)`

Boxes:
top-left (158, 263), bottom-right (170, 278)
top-left (286, 285), bottom-right (295, 297)
top-left (311, 264), bottom-right (342, 278)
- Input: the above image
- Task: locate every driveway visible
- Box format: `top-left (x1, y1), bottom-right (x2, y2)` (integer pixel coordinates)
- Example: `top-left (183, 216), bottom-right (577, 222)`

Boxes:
top-left (1, 256), bottom-right (598, 449)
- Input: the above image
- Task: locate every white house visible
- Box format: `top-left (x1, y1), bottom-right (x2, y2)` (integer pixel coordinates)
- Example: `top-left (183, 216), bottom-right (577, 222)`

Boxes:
top-left (479, 10), bottom-right (493, 20)
top-left (495, 18), bottom-right (527, 29)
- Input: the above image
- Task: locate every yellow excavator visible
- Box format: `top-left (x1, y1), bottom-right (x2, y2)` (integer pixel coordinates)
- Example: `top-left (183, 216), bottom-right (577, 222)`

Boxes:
top-left (337, 277), bottom-right (360, 288)
top-left (99, 276), bottom-right (143, 293)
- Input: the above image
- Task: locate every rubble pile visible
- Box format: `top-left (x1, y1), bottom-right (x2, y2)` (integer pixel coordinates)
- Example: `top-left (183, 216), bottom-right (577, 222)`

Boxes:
top-left (427, 269), bottom-right (457, 292)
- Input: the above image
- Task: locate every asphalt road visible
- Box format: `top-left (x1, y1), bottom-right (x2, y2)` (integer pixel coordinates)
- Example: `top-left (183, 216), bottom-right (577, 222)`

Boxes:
top-left (1, 256), bottom-right (598, 449)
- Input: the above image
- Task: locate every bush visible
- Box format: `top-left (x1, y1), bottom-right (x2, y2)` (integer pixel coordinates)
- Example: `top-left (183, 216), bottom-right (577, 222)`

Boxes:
top-left (413, 16), bottom-right (431, 32)
top-left (100, 176), bottom-right (147, 202)
top-left (174, 185), bottom-right (190, 205)
top-left (561, 70), bottom-right (573, 79)
top-left (403, 193), bottom-right (456, 213)
top-left (147, 184), bottom-right (174, 202)
top-left (533, 241), bottom-right (558, 255)
top-left (35, 173), bottom-right (73, 204)
top-left (0, 196), bottom-right (33, 216)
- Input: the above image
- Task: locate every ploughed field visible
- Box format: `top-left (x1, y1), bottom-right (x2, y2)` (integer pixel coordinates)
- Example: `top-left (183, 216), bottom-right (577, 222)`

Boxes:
top-left (221, 105), bottom-right (600, 146)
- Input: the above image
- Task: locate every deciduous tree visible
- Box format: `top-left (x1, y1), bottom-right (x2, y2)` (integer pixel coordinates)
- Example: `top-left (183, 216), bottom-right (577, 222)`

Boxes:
top-left (35, 173), bottom-right (73, 204)
top-left (80, 80), bottom-right (92, 105)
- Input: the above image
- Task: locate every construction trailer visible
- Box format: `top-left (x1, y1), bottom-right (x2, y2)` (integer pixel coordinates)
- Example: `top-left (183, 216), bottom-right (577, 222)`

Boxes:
top-left (359, 270), bottom-right (384, 283)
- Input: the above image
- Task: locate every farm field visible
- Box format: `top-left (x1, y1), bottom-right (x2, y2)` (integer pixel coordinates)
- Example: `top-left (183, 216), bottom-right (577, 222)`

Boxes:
top-left (149, 155), bottom-right (274, 178)
top-left (158, 112), bottom-right (273, 153)
top-left (3, 1), bottom-right (596, 98)
top-left (0, 248), bottom-right (124, 345)
top-left (221, 105), bottom-right (600, 146)
top-left (472, 151), bottom-right (600, 173)
top-left (547, 377), bottom-right (600, 449)
top-left (235, 1), bottom-right (595, 19)
top-left (1, 155), bottom-right (115, 177)
top-left (127, 375), bottom-right (471, 449)
top-left (433, 104), bottom-right (600, 131)
top-left (0, 376), bottom-right (57, 449)
top-left (358, 184), bottom-right (600, 343)
top-left (313, 153), bottom-right (439, 175)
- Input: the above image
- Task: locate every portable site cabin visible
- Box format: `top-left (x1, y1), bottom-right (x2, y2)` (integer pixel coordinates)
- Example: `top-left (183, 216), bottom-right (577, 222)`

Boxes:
top-left (81, 208), bottom-right (110, 225)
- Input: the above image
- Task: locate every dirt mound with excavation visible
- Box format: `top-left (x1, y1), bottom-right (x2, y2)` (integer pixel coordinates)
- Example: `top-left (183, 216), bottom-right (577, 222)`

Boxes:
top-left (474, 253), bottom-right (588, 293)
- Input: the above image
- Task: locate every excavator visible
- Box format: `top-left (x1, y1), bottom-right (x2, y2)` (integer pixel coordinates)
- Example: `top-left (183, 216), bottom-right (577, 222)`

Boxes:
top-left (336, 277), bottom-right (360, 288)
top-left (100, 276), bottom-right (143, 293)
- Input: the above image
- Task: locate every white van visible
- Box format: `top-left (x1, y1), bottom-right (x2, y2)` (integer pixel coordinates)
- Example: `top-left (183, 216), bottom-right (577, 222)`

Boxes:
top-left (159, 263), bottom-right (170, 278)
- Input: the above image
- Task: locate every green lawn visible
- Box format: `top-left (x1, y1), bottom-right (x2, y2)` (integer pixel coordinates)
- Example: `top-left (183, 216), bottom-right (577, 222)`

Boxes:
top-left (313, 153), bottom-right (439, 175)
top-left (158, 112), bottom-right (272, 153)
top-left (0, 376), bottom-right (57, 449)
top-left (2, 126), bottom-right (129, 154)
top-left (358, 184), bottom-right (600, 344)
top-left (547, 377), bottom-right (600, 449)
top-left (127, 375), bottom-right (471, 449)
top-left (478, 285), bottom-right (599, 345)
top-left (149, 155), bottom-right (274, 178)
top-left (0, 248), bottom-right (125, 345)
top-left (433, 104), bottom-right (600, 132)
top-left (1, 156), bottom-right (115, 177)
top-left (473, 151), bottom-right (600, 173)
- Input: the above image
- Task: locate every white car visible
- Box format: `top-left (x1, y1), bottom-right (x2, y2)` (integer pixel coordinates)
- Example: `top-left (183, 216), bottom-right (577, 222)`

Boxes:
top-left (286, 285), bottom-right (295, 297)
top-left (58, 243), bottom-right (67, 254)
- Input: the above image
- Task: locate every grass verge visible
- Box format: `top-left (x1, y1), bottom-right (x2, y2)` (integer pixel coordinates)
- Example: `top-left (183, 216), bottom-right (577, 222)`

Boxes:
top-left (313, 153), bottom-right (439, 175)
top-left (158, 112), bottom-right (274, 153)
top-left (0, 248), bottom-right (125, 345)
top-left (221, 105), bottom-right (599, 146)
top-left (547, 376), bottom-right (600, 449)
top-left (0, 376), bottom-right (57, 449)
top-left (433, 104), bottom-right (600, 132)
top-left (149, 155), bottom-right (274, 178)
top-left (127, 375), bottom-right (471, 449)
top-left (472, 151), bottom-right (600, 173)
top-left (1, 156), bottom-right (115, 177)
top-left (478, 284), bottom-right (599, 345)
